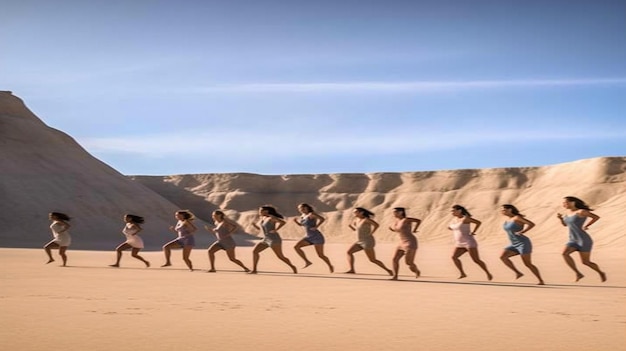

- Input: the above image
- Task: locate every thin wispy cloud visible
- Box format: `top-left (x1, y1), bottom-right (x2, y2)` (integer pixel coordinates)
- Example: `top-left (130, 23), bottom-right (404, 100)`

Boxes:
top-left (80, 128), bottom-right (626, 159)
top-left (190, 78), bottom-right (626, 94)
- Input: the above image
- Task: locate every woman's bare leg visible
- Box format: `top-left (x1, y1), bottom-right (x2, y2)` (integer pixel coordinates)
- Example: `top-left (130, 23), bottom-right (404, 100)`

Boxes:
top-left (110, 243), bottom-right (131, 267)
top-left (44, 241), bottom-right (59, 263)
top-left (294, 239), bottom-right (313, 268)
top-left (250, 242), bottom-right (269, 274)
top-left (468, 248), bottom-right (492, 281)
top-left (520, 254), bottom-right (544, 285)
top-left (207, 242), bottom-right (222, 272)
top-left (314, 244), bottom-right (334, 273)
top-left (404, 248), bottom-right (420, 278)
top-left (391, 249), bottom-right (404, 280)
top-left (452, 247), bottom-right (468, 279)
top-left (131, 248), bottom-right (150, 267)
top-left (182, 245), bottom-right (193, 271)
top-left (500, 250), bottom-right (524, 279)
top-left (579, 251), bottom-right (606, 282)
top-left (345, 243), bottom-right (363, 273)
top-left (59, 246), bottom-right (68, 266)
top-left (271, 245), bottom-right (297, 273)
top-left (225, 248), bottom-right (250, 272)
top-left (364, 248), bottom-right (393, 276)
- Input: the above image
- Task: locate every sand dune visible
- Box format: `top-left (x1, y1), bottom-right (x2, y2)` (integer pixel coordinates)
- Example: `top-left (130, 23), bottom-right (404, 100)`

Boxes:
top-left (0, 91), bottom-right (183, 249)
top-left (133, 157), bottom-right (626, 249)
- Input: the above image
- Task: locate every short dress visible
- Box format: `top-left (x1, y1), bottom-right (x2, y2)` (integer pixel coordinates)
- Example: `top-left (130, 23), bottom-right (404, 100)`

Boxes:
top-left (261, 218), bottom-right (282, 246)
top-left (174, 221), bottom-right (195, 247)
top-left (503, 221), bottom-right (532, 255)
top-left (563, 214), bottom-right (593, 252)
top-left (300, 214), bottom-right (325, 245)
top-left (354, 219), bottom-right (375, 249)
top-left (49, 221), bottom-right (71, 247)
top-left (123, 223), bottom-right (144, 249)
top-left (213, 222), bottom-right (236, 250)
top-left (393, 218), bottom-right (418, 251)
top-left (449, 221), bottom-right (478, 249)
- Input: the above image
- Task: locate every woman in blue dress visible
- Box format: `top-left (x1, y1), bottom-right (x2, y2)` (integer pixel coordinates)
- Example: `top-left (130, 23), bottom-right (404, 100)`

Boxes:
top-left (557, 196), bottom-right (606, 282)
top-left (292, 203), bottom-right (334, 272)
top-left (499, 204), bottom-right (545, 285)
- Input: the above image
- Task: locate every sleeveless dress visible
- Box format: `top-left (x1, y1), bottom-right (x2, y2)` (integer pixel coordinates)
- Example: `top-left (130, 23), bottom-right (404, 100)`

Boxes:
top-left (355, 219), bottom-right (375, 249)
top-left (393, 218), bottom-right (418, 251)
top-left (449, 220), bottom-right (477, 249)
top-left (123, 223), bottom-right (144, 249)
top-left (503, 221), bottom-right (532, 254)
top-left (214, 222), bottom-right (236, 250)
top-left (50, 221), bottom-right (71, 247)
top-left (175, 221), bottom-right (195, 247)
top-left (563, 214), bottom-right (593, 252)
top-left (261, 218), bottom-right (282, 246)
top-left (300, 214), bottom-right (325, 245)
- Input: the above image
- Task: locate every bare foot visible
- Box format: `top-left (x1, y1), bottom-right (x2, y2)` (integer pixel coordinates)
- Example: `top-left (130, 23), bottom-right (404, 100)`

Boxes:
top-left (302, 261), bottom-right (312, 269)
top-left (207, 269), bottom-right (216, 273)
top-left (329, 265), bottom-right (334, 273)
top-left (415, 270), bottom-right (421, 278)
top-left (291, 265), bottom-right (298, 274)
top-left (458, 273), bottom-right (467, 279)
top-left (390, 276), bottom-right (398, 281)
top-left (537, 280), bottom-right (545, 285)
top-left (161, 263), bottom-right (172, 267)
top-left (599, 271), bottom-right (607, 282)
top-left (145, 261), bottom-right (150, 268)
top-left (248, 270), bottom-right (258, 274)
top-left (243, 267), bottom-right (250, 273)
top-left (487, 272), bottom-right (493, 281)
top-left (344, 270), bottom-right (355, 274)
top-left (46, 259), bottom-right (55, 264)
top-left (575, 273), bottom-right (584, 282)
top-left (515, 272), bottom-right (524, 280)
top-left (386, 269), bottom-right (394, 276)
top-left (109, 264), bottom-right (119, 267)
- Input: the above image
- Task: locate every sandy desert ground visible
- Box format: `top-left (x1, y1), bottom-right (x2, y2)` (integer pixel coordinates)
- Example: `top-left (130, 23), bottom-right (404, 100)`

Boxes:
top-left (1, 241), bottom-right (624, 351)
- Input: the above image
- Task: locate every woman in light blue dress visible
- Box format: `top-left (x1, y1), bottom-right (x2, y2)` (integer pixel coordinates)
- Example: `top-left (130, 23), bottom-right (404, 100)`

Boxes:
top-left (557, 196), bottom-right (606, 282)
top-left (292, 203), bottom-right (334, 272)
top-left (250, 206), bottom-right (297, 274)
top-left (499, 204), bottom-right (544, 285)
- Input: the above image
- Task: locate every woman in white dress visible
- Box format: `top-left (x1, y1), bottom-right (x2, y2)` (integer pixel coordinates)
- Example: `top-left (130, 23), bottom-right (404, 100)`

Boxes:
top-left (44, 212), bottom-right (71, 266)
top-left (110, 214), bottom-right (150, 268)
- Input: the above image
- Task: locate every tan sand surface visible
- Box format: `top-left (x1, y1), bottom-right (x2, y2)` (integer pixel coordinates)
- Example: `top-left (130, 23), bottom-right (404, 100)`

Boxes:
top-left (1, 242), bottom-right (624, 351)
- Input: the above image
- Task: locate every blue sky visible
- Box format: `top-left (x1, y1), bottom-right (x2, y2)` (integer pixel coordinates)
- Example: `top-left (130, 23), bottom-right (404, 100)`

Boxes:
top-left (2, 0), bottom-right (625, 175)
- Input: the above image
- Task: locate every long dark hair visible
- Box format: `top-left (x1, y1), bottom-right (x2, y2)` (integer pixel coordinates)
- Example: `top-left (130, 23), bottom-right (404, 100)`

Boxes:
top-left (125, 214), bottom-right (145, 224)
top-left (393, 207), bottom-right (406, 218)
top-left (452, 204), bottom-right (471, 217)
top-left (502, 204), bottom-right (523, 216)
top-left (261, 205), bottom-right (284, 219)
top-left (50, 212), bottom-right (70, 221)
top-left (176, 210), bottom-right (195, 220)
top-left (298, 203), bottom-right (314, 213)
top-left (564, 196), bottom-right (593, 210)
top-left (355, 207), bottom-right (375, 218)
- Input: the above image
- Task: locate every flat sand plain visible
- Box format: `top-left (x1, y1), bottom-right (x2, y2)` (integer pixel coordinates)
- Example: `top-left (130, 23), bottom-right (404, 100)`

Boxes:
top-left (1, 242), bottom-right (624, 351)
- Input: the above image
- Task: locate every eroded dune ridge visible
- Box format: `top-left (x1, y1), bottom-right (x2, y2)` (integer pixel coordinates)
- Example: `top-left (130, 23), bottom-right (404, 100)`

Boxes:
top-left (1, 90), bottom-right (624, 250)
top-left (132, 157), bottom-right (626, 248)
